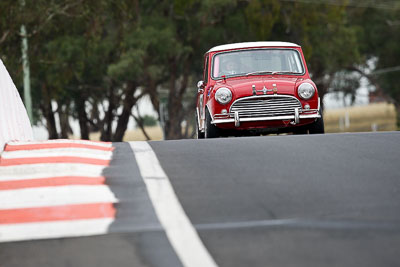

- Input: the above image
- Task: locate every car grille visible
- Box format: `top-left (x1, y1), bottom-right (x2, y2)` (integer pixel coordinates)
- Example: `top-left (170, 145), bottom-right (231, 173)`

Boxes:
top-left (229, 96), bottom-right (302, 118)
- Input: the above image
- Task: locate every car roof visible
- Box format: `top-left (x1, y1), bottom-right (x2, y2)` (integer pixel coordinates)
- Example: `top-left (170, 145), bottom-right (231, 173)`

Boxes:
top-left (207, 41), bottom-right (301, 53)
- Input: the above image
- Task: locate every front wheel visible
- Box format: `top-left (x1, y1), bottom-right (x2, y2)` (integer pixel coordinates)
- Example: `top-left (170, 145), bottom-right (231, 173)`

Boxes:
top-left (205, 109), bottom-right (221, 138)
top-left (308, 113), bottom-right (325, 134)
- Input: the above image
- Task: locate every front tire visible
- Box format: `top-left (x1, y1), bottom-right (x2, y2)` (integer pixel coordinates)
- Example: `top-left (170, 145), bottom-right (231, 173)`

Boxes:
top-left (205, 109), bottom-right (221, 138)
top-left (308, 113), bottom-right (325, 134)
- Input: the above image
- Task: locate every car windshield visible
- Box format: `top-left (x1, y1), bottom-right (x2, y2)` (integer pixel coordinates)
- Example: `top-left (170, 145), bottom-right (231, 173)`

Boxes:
top-left (212, 49), bottom-right (304, 79)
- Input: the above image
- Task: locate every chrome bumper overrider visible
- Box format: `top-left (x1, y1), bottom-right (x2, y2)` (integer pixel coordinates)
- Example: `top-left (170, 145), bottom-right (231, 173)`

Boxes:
top-left (212, 108), bottom-right (321, 126)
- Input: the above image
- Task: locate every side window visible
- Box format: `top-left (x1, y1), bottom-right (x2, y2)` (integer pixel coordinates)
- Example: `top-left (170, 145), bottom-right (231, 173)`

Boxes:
top-left (204, 55), bottom-right (209, 82)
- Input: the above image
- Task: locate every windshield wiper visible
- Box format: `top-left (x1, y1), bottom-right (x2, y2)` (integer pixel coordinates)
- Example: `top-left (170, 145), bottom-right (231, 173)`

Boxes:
top-left (246, 71), bottom-right (277, 76)
top-left (273, 71), bottom-right (302, 75)
top-left (246, 71), bottom-right (302, 76)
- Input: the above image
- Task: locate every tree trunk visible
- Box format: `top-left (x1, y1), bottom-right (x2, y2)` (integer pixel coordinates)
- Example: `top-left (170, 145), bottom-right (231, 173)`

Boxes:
top-left (76, 96), bottom-right (89, 140)
top-left (41, 101), bottom-right (58, 139)
top-left (58, 102), bottom-right (72, 139)
top-left (184, 95), bottom-right (198, 139)
top-left (165, 103), bottom-right (184, 139)
top-left (164, 57), bottom-right (191, 140)
top-left (112, 81), bottom-right (138, 141)
top-left (41, 84), bottom-right (58, 139)
top-left (100, 86), bottom-right (116, 141)
top-left (394, 101), bottom-right (400, 129)
top-left (133, 113), bottom-right (151, 141)
top-left (146, 79), bottom-right (160, 119)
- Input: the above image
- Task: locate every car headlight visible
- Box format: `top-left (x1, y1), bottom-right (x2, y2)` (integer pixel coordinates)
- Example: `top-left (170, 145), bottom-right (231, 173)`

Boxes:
top-left (297, 83), bottom-right (315, 100)
top-left (215, 87), bottom-right (232, 105)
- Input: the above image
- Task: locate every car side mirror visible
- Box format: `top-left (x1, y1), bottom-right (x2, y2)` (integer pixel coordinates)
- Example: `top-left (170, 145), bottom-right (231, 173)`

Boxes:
top-left (197, 80), bottom-right (205, 93)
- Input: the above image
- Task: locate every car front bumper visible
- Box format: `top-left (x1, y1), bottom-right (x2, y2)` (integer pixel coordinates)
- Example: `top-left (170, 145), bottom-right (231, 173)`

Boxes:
top-left (212, 108), bottom-right (321, 127)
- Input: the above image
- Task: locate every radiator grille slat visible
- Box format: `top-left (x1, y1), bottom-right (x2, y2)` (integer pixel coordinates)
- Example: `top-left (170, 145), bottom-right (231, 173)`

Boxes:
top-left (230, 96), bottom-right (302, 118)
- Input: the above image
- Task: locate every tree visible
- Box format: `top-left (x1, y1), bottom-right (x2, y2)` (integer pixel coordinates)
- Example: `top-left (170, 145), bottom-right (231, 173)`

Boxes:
top-left (2, 0), bottom-right (398, 141)
top-left (245, 0), bottom-right (361, 104)
top-left (347, 3), bottom-right (400, 126)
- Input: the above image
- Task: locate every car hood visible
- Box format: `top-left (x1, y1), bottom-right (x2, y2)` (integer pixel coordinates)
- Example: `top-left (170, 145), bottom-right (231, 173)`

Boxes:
top-left (216, 76), bottom-right (302, 96)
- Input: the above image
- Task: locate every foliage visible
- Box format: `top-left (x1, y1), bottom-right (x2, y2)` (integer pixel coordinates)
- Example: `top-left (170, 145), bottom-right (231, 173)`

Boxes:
top-left (1, 0), bottom-right (399, 140)
top-left (347, 3), bottom-right (400, 126)
top-left (140, 115), bottom-right (158, 127)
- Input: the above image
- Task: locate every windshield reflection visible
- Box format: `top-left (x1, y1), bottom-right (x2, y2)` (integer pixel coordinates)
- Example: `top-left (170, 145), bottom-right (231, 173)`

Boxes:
top-left (212, 49), bottom-right (304, 79)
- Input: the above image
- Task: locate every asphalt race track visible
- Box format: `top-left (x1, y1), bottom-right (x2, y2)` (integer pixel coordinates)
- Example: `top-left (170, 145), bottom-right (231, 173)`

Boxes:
top-left (1, 131), bottom-right (400, 267)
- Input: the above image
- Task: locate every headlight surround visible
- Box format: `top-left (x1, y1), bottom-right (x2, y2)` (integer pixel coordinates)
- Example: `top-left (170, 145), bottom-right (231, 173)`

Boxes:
top-left (215, 87), bottom-right (232, 105)
top-left (297, 83), bottom-right (315, 100)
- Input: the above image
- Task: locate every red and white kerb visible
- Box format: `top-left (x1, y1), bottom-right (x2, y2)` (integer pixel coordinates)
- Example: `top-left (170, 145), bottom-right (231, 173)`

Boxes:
top-left (0, 139), bottom-right (117, 242)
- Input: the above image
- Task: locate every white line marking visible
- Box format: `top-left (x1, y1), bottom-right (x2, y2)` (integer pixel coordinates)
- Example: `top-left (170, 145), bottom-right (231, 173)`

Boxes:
top-left (130, 141), bottom-right (218, 267)
top-left (6, 140), bottom-right (112, 148)
top-left (0, 185), bottom-right (118, 209)
top-left (0, 163), bottom-right (105, 181)
top-left (0, 218), bottom-right (114, 243)
top-left (1, 148), bottom-right (112, 160)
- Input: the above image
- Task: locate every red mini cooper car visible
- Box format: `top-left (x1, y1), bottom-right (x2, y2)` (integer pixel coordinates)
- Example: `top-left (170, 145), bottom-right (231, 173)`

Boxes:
top-left (196, 41), bottom-right (324, 138)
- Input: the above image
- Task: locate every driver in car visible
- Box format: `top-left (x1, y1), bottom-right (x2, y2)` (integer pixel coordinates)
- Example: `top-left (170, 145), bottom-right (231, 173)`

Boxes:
top-left (221, 58), bottom-right (240, 76)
